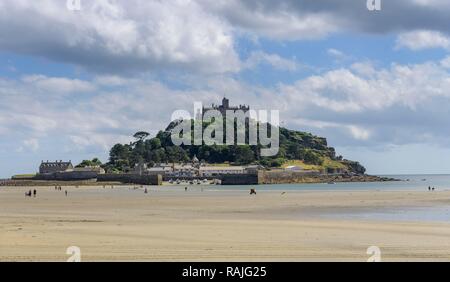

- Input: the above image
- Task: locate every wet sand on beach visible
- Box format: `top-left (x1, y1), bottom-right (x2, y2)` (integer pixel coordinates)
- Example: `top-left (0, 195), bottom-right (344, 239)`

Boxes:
top-left (2, 186), bottom-right (450, 261)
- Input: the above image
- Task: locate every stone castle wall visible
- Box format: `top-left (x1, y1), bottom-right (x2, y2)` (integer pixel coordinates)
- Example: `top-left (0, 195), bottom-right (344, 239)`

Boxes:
top-left (34, 171), bottom-right (98, 181)
top-left (259, 170), bottom-right (321, 184)
top-left (97, 174), bottom-right (162, 185)
top-left (220, 172), bottom-right (263, 185)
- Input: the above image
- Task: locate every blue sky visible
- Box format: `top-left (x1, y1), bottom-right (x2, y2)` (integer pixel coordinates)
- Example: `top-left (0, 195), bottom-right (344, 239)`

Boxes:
top-left (2, 0), bottom-right (450, 177)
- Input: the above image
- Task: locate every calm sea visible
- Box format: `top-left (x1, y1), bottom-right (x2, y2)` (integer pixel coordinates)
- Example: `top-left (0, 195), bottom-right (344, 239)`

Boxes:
top-left (211, 174), bottom-right (450, 223)
top-left (212, 174), bottom-right (450, 192)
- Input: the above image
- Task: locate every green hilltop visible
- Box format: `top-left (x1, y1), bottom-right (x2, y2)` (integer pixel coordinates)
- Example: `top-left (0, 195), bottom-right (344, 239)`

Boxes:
top-left (103, 120), bottom-right (366, 175)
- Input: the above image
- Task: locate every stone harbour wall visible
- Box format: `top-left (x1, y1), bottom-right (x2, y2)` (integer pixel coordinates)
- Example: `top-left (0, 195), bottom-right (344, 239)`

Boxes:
top-left (97, 174), bottom-right (162, 185)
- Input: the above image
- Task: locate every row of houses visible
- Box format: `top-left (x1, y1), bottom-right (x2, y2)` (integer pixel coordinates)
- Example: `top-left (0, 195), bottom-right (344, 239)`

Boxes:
top-left (133, 158), bottom-right (261, 178)
top-left (141, 164), bottom-right (259, 178)
top-left (39, 158), bottom-right (261, 179)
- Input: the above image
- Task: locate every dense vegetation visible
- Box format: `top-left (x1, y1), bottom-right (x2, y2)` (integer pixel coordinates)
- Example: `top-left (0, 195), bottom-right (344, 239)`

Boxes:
top-left (76, 158), bottom-right (102, 168)
top-left (102, 120), bottom-right (366, 174)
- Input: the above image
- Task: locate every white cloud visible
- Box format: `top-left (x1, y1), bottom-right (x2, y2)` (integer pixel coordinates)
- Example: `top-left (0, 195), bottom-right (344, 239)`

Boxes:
top-left (289, 118), bottom-right (371, 141)
top-left (2, 0), bottom-right (450, 76)
top-left (440, 56), bottom-right (450, 68)
top-left (327, 48), bottom-right (346, 59)
top-left (350, 62), bottom-right (377, 77)
top-left (94, 75), bottom-right (132, 87)
top-left (244, 51), bottom-right (298, 71)
top-left (0, 0), bottom-right (240, 74)
top-left (201, 0), bottom-right (341, 40)
top-left (396, 30), bottom-right (450, 51)
top-left (348, 125), bottom-right (371, 141)
top-left (281, 60), bottom-right (450, 114)
top-left (411, 0), bottom-right (450, 8)
top-left (22, 75), bottom-right (95, 94)
top-left (23, 138), bottom-right (40, 152)
top-left (203, 0), bottom-right (450, 43)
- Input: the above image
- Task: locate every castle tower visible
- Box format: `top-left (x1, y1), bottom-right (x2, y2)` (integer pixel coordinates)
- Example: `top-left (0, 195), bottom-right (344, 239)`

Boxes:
top-left (222, 97), bottom-right (229, 109)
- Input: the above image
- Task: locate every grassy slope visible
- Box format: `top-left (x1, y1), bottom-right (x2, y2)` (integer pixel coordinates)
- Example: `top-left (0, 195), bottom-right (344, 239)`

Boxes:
top-left (281, 158), bottom-right (347, 171)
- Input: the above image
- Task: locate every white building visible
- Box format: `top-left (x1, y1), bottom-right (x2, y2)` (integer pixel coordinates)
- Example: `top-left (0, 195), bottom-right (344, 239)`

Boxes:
top-left (168, 164), bottom-right (197, 177)
top-left (199, 166), bottom-right (245, 177)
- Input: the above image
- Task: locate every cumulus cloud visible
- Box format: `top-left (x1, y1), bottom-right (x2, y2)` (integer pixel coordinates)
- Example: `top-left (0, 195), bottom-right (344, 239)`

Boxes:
top-left (200, 0), bottom-right (342, 40)
top-left (281, 61), bottom-right (450, 114)
top-left (2, 0), bottom-right (450, 76)
top-left (0, 74), bottom-right (225, 153)
top-left (396, 30), bottom-right (450, 50)
top-left (0, 0), bottom-right (240, 74)
top-left (277, 58), bottom-right (450, 147)
top-left (202, 0), bottom-right (450, 40)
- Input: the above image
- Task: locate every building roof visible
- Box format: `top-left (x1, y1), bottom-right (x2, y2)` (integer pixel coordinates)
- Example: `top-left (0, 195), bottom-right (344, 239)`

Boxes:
top-left (40, 160), bottom-right (72, 167)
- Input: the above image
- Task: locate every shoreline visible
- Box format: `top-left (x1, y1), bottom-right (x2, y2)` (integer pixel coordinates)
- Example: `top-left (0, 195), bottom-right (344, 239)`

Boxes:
top-left (1, 174), bottom-right (399, 187)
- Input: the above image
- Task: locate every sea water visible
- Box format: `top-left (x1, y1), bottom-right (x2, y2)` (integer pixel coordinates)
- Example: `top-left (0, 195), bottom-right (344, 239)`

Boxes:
top-left (209, 174), bottom-right (450, 223)
top-left (212, 174), bottom-right (450, 192)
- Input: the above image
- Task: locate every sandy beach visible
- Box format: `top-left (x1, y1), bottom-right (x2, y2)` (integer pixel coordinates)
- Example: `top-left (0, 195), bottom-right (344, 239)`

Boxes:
top-left (2, 185), bottom-right (450, 261)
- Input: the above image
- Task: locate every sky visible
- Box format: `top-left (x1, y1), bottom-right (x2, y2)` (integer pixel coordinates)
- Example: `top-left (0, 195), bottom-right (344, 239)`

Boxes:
top-left (2, 0), bottom-right (450, 177)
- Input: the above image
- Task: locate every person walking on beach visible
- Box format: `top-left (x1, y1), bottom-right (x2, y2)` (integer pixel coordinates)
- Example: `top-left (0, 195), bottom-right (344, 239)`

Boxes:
top-left (428, 186), bottom-right (431, 191)
top-left (185, 187), bottom-right (188, 192)
top-left (65, 190), bottom-right (68, 197)
top-left (144, 188), bottom-right (148, 194)
top-left (33, 189), bottom-right (37, 197)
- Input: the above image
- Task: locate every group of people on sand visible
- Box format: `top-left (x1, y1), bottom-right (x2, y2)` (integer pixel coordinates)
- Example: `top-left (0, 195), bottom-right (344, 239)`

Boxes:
top-left (25, 189), bottom-right (36, 197)
top-left (428, 186), bottom-right (436, 191)
top-left (55, 186), bottom-right (68, 196)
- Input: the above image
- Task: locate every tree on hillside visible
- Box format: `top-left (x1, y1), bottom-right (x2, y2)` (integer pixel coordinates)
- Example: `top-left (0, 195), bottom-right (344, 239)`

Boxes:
top-left (133, 131), bottom-right (150, 142)
top-left (76, 158), bottom-right (102, 168)
top-left (235, 145), bottom-right (255, 165)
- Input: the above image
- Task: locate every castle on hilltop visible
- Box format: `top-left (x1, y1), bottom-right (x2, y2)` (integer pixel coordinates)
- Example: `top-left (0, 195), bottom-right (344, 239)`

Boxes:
top-left (202, 97), bottom-right (249, 118)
